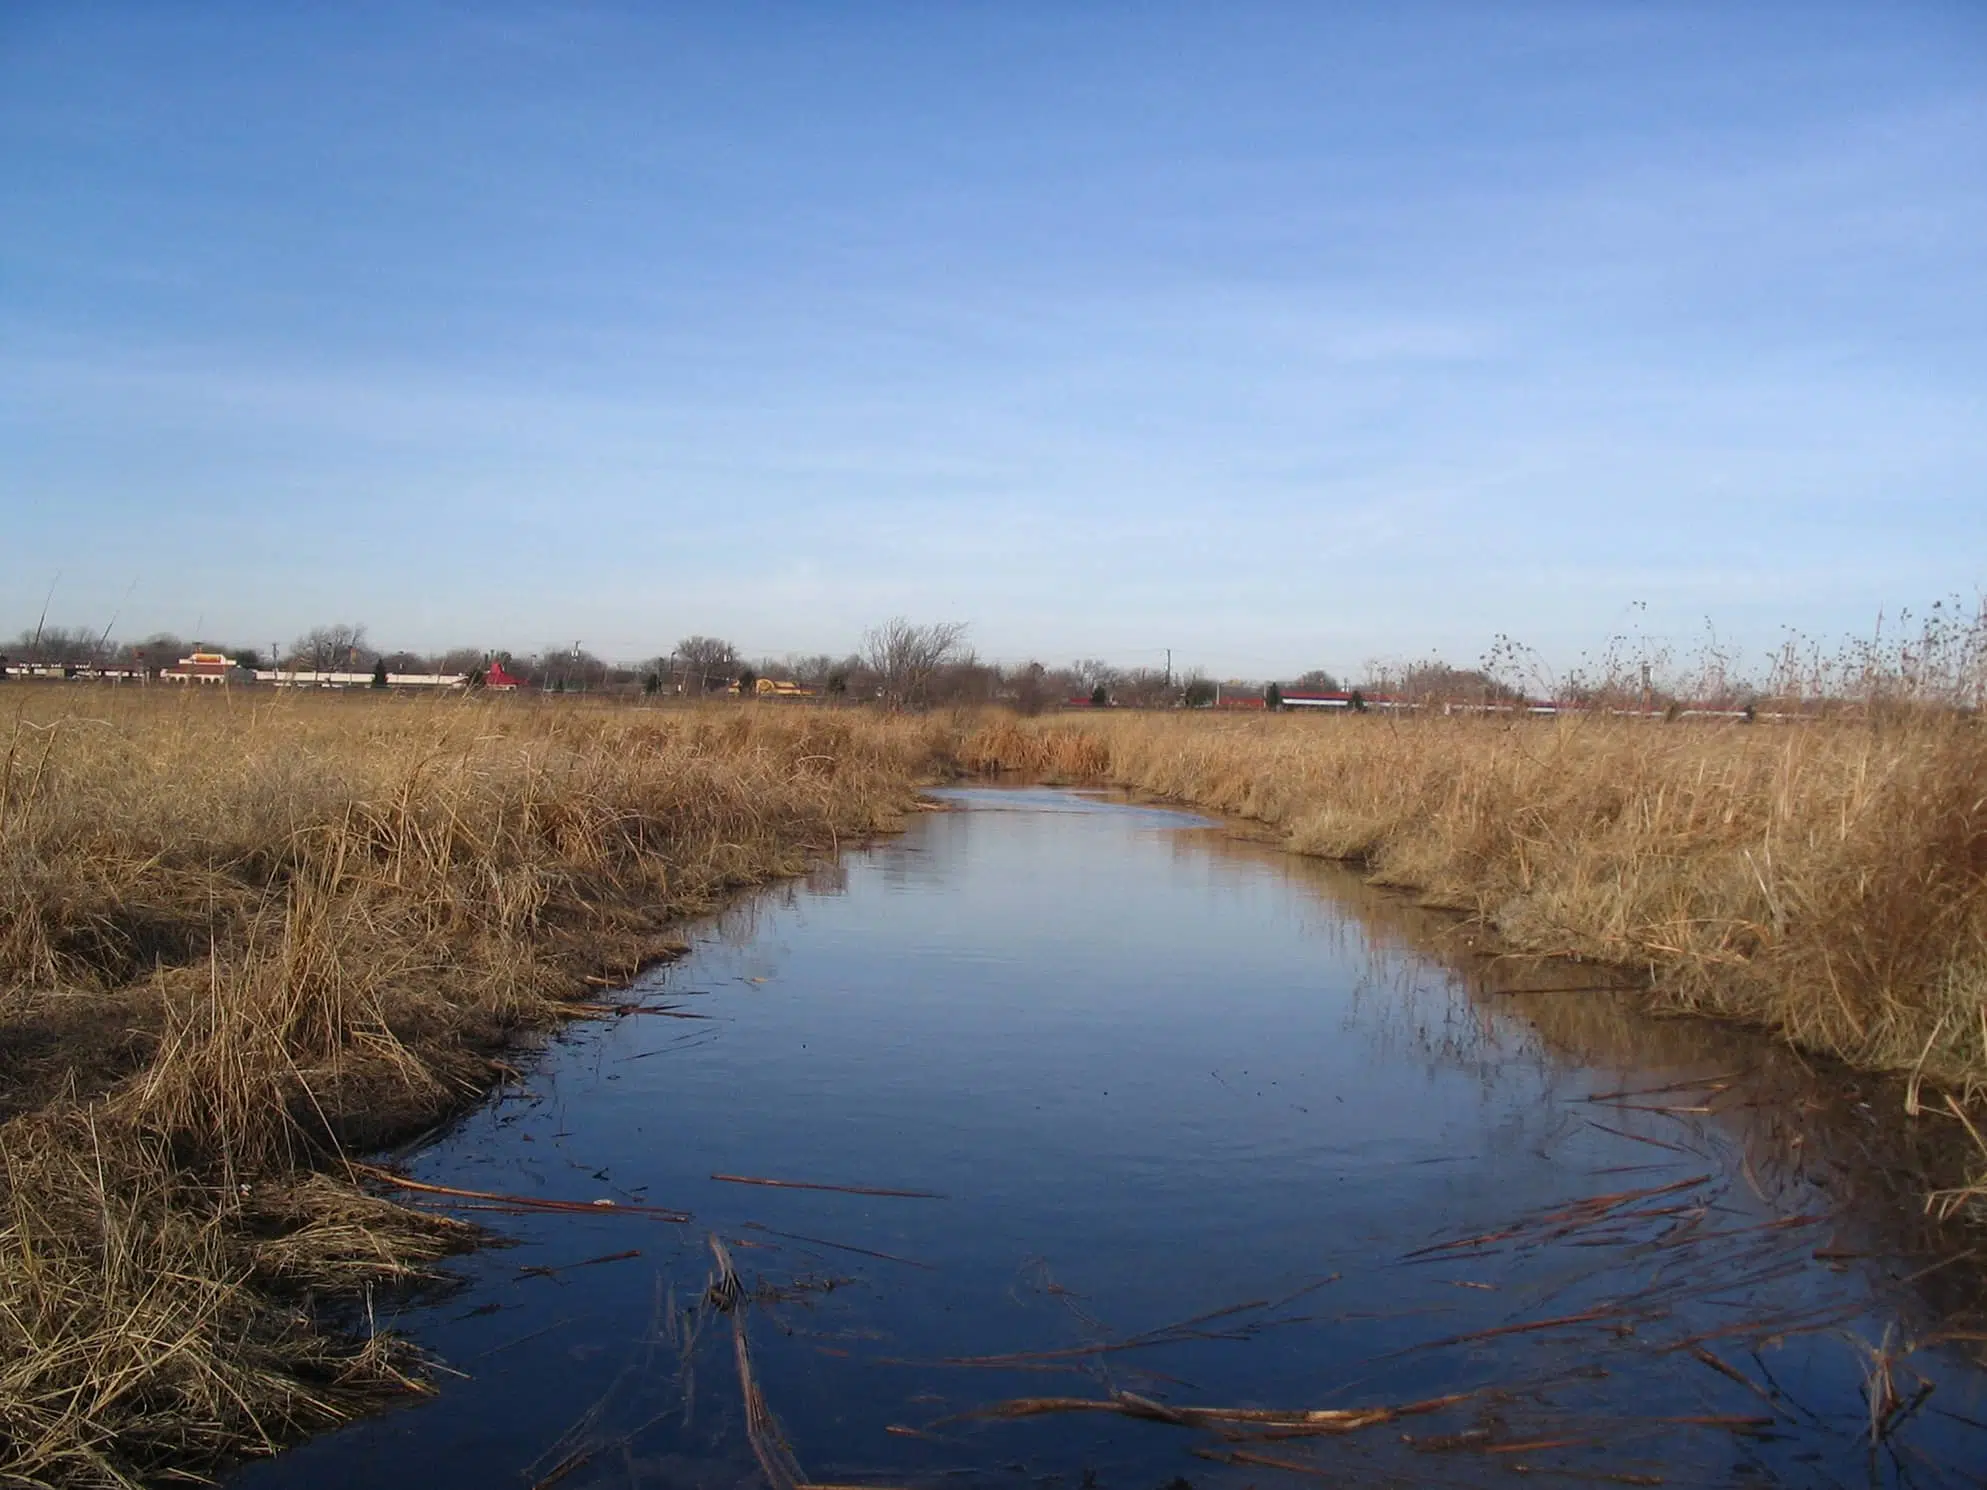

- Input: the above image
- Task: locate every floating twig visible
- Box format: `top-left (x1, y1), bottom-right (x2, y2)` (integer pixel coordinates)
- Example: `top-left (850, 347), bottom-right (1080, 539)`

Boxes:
top-left (471, 1315), bottom-right (581, 1363)
top-left (530, 1449), bottom-right (593, 1490)
top-left (1191, 1447), bottom-right (1335, 1478)
top-left (735, 1313), bottom-right (804, 1490)
top-left (352, 1163), bottom-right (691, 1221)
top-left (515, 1249), bottom-right (642, 1280)
top-left (1403, 1174), bottom-right (1712, 1261)
top-left (1689, 1347), bottom-right (1783, 1409)
top-left (741, 1221), bottom-right (935, 1269)
top-left (1381, 1307), bottom-right (1623, 1359)
top-left (712, 1173), bottom-right (946, 1199)
top-left (1478, 1436), bottom-right (1595, 1454)
top-left (1583, 1119), bottom-right (1699, 1155)
top-left (707, 1233), bottom-right (743, 1312)
top-left (1582, 1071), bottom-right (1747, 1103)
top-left (945, 1387), bottom-right (1469, 1437)
top-left (565, 1000), bottom-right (713, 1019)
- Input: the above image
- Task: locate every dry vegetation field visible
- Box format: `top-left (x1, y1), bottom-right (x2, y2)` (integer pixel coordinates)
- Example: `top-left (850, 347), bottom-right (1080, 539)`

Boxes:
top-left (3, 687), bottom-right (1984, 1485)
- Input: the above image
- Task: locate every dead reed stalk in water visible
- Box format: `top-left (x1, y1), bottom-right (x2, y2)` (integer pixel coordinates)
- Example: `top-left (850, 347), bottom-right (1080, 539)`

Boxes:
top-left (733, 1312), bottom-right (804, 1490)
top-left (947, 1386), bottom-right (1471, 1436)
top-left (350, 1162), bottom-right (692, 1221)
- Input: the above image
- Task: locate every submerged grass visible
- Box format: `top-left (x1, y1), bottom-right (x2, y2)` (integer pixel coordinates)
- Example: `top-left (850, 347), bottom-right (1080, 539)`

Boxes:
top-left (0, 689), bottom-right (945, 1486)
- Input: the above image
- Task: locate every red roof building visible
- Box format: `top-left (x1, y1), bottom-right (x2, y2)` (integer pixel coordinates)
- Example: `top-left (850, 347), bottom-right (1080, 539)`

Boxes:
top-left (162, 651), bottom-right (243, 684)
top-left (484, 659), bottom-right (524, 691)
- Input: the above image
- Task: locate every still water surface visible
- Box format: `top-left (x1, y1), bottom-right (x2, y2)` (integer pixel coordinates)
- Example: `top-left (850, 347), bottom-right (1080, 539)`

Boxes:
top-left (239, 788), bottom-right (1987, 1489)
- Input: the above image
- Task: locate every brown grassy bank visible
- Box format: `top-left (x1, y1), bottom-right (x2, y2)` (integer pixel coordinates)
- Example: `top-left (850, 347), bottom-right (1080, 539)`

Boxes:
top-left (956, 711), bottom-right (1987, 1108)
top-left (0, 690), bottom-right (945, 1488)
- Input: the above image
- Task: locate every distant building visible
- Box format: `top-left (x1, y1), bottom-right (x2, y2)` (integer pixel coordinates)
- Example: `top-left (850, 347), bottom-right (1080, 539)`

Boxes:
top-left (753, 677), bottom-right (814, 698)
top-left (1279, 690), bottom-right (1400, 711)
top-left (261, 667), bottom-right (468, 689)
top-left (483, 659), bottom-right (524, 691)
top-left (163, 651), bottom-right (247, 684)
top-left (2, 658), bottom-right (148, 682)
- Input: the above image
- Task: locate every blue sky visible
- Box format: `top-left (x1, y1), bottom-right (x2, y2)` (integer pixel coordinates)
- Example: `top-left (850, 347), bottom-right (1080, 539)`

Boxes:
top-left (2, 2), bottom-right (1982, 678)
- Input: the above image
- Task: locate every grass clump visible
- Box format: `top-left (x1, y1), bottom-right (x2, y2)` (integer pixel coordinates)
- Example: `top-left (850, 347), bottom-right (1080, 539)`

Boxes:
top-left (1, 1111), bottom-right (469, 1487)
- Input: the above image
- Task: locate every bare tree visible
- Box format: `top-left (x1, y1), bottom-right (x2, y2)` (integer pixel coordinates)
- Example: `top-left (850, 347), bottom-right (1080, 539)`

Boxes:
top-left (1112, 667), bottom-right (1176, 709)
top-left (784, 653), bottom-right (838, 690)
top-left (822, 653), bottom-right (867, 700)
top-left (639, 655), bottom-right (675, 695)
top-left (10, 626), bottom-right (99, 665)
top-left (1010, 661), bottom-right (1054, 715)
top-left (292, 624), bottom-right (370, 671)
top-left (928, 652), bottom-right (999, 706)
top-left (123, 633), bottom-right (187, 676)
top-left (675, 635), bottom-right (739, 694)
top-left (572, 649), bottom-right (609, 691)
top-left (1395, 660), bottom-right (1516, 707)
top-left (863, 618), bottom-right (968, 709)
top-left (1071, 658), bottom-right (1121, 692)
top-left (535, 643), bottom-right (609, 693)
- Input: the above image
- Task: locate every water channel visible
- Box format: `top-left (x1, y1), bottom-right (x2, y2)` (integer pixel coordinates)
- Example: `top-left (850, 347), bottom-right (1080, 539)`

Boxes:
top-left (237, 787), bottom-right (1987, 1489)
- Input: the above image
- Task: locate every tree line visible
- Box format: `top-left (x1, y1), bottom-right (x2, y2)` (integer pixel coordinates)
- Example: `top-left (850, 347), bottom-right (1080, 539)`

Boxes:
top-left (35, 605), bottom-right (1968, 711)
top-left (1, 623), bottom-right (495, 680)
top-left (0, 618), bottom-right (1667, 711)
top-left (3, 617), bottom-right (1290, 710)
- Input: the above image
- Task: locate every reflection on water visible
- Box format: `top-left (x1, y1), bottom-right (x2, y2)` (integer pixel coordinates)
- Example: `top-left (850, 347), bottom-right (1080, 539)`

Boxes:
top-left (237, 787), bottom-right (1987, 1490)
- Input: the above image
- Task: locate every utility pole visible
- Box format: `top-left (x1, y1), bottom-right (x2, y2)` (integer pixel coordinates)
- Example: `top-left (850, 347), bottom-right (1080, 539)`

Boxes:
top-left (1165, 648), bottom-right (1172, 686)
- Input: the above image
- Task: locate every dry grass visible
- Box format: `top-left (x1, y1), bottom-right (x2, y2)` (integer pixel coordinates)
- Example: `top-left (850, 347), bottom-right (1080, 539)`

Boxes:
top-left (0, 688), bottom-right (945, 1486)
top-left (957, 710), bottom-right (1987, 1097)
